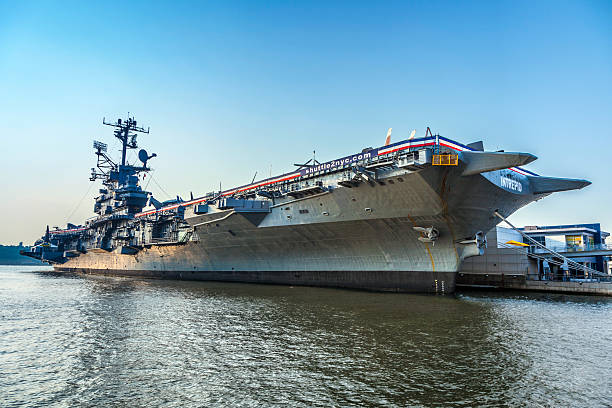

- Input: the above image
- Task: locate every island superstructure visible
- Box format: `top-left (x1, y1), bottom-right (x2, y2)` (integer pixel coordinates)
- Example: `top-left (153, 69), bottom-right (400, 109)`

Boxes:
top-left (23, 118), bottom-right (590, 293)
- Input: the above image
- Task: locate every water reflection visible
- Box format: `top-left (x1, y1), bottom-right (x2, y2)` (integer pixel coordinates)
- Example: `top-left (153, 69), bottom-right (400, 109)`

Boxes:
top-left (1, 268), bottom-right (610, 407)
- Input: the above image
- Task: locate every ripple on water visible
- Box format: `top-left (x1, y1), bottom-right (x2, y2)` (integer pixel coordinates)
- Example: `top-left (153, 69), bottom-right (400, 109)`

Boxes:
top-left (1, 266), bottom-right (611, 407)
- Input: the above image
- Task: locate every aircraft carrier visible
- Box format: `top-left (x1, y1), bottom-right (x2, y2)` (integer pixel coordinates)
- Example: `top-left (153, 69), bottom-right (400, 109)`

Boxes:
top-left (22, 117), bottom-right (590, 293)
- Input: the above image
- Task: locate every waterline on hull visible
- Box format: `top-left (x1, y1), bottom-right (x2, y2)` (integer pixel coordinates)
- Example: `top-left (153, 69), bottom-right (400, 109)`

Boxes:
top-left (54, 267), bottom-right (457, 294)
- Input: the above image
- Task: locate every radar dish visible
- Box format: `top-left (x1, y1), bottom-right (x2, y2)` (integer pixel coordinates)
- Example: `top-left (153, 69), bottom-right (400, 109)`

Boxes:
top-left (138, 149), bottom-right (149, 163)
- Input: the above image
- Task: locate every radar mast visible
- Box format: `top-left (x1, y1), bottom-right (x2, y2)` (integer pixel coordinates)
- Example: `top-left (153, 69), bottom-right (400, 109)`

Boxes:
top-left (90, 116), bottom-right (155, 183)
top-left (102, 116), bottom-right (150, 166)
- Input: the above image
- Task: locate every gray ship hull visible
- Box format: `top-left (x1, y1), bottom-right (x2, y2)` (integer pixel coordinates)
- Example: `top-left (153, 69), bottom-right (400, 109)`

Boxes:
top-left (32, 124), bottom-right (588, 294)
top-left (53, 165), bottom-right (539, 294)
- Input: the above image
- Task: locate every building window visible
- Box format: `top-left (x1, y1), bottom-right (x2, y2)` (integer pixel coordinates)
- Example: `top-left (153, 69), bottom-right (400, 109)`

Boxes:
top-left (587, 235), bottom-right (595, 248)
top-left (566, 235), bottom-right (583, 250)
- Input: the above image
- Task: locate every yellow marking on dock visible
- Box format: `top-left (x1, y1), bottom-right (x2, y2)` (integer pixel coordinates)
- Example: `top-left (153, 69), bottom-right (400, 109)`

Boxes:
top-left (506, 240), bottom-right (529, 247)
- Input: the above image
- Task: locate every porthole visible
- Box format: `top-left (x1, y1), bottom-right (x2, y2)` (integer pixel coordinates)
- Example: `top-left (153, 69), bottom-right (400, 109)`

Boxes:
top-left (397, 177), bottom-right (404, 182)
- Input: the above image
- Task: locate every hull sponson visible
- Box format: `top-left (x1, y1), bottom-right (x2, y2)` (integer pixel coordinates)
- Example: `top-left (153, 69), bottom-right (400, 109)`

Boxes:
top-left (54, 166), bottom-right (536, 294)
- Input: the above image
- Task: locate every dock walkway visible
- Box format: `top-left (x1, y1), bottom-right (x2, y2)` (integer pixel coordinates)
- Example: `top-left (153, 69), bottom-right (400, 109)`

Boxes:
top-left (457, 273), bottom-right (612, 296)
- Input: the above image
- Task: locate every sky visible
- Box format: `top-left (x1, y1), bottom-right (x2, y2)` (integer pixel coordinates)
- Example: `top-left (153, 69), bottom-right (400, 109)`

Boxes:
top-left (0, 0), bottom-right (611, 245)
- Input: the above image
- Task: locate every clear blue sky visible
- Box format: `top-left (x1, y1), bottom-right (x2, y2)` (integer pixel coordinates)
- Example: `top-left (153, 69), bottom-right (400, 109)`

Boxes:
top-left (1, 0), bottom-right (610, 245)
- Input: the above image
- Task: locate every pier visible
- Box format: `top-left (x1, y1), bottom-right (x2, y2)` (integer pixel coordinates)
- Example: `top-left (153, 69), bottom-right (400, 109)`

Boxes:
top-left (459, 222), bottom-right (612, 296)
top-left (456, 273), bottom-right (612, 296)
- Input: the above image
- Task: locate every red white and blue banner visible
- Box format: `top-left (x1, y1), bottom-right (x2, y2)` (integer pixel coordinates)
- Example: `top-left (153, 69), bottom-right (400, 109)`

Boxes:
top-left (300, 150), bottom-right (378, 176)
top-left (135, 135), bottom-right (539, 217)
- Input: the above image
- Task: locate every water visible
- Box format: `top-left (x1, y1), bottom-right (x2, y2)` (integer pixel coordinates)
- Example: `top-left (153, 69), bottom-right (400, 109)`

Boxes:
top-left (1, 265), bottom-right (611, 407)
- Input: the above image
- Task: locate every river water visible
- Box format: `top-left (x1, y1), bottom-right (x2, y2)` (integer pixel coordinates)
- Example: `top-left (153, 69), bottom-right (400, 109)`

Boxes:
top-left (1, 265), bottom-right (611, 407)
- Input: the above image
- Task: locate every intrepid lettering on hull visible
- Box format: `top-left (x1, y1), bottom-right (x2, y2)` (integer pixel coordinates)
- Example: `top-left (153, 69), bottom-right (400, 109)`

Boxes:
top-left (500, 175), bottom-right (523, 192)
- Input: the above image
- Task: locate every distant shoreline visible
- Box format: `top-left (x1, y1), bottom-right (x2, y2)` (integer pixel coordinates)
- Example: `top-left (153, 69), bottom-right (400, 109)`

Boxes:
top-left (0, 245), bottom-right (44, 266)
top-left (0, 263), bottom-right (51, 267)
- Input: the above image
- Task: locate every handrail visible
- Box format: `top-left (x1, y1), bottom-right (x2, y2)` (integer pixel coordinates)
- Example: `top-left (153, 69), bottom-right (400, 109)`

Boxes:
top-left (432, 154), bottom-right (458, 166)
top-left (494, 211), bottom-right (608, 277)
top-left (531, 243), bottom-right (612, 253)
top-left (498, 242), bottom-right (612, 281)
top-left (191, 210), bottom-right (236, 228)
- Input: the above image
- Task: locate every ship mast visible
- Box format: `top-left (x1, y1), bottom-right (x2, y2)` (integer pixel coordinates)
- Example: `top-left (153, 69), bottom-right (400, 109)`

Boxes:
top-left (102, 117), bottom-right (150, 166)
top-left (90, 117), bottom-right (152, 183)
top-left (89, 116), bottom-right (156, 217)
top-left (89, 116), bottom-right (157, 185)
